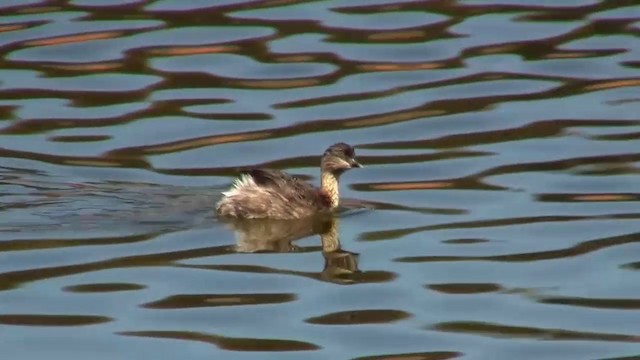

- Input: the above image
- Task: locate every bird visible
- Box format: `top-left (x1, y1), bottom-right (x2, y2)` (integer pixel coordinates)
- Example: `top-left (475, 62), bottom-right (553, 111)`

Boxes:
top-left (216, 143), bottom-right (362, 220)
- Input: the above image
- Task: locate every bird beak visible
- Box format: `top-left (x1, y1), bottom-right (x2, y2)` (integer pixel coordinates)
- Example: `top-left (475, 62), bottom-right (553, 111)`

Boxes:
top-left (351, 159), bottom-right (363, 168)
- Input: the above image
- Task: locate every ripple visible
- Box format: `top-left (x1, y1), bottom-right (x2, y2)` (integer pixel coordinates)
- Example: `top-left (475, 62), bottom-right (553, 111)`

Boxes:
top-left (63, 282), bottom-right (146, 293)
top-left (119, 330), bottom-right (320, 351)
top-left (432, 321), bottom-right (640, 342)
top-left (354, 352), bottom-right (463, 360)
top-left (442, 238), bottom-right (490, 245)
top-left (146, 0), bottom-right (260, 11)
top-left (0, 98), bottom-right (150, 123)
top-left (305, 309), bottom-right (411, 325)
top-left (72, 0), bottom-right (145, 6)
top-left (231, 3), bottom-right (447, 31)
top-left (0, 71), bottom-right (162, 92)
top-left (395, 229), bottom-right (640, 263)
top-left (0, 0), bottom-right (47, 10)
top-left (7, 26), bottom-right (274, 63)
top-left (48, 135), bottom-right (112, 143)
top-left (142, 293), bottom-right (297, 309)
top-left (536, 193), bottom-right (640, 202)
top-left (451, 13), bottom-right (582, 43)
top-left (427, 283), bottom-right (503, 294)
top-left (459, 0), bottom-right (601, 7)
top-left (150, 53), bottom-right (337, 79)
top-left (270, 33), bottom-right (460, 63)
top-left (3, 20), bottom-right (164, 60)
top-left (0, 314), bottom-right (112, 326)
top-left (134, 26), bottom-right (276, 47)
top-left (0, 241), bottom-right (234, 291)
top-left (1, 1), bottom-right (640, 358)
top-left (538, 296), bottom-right (640, 310)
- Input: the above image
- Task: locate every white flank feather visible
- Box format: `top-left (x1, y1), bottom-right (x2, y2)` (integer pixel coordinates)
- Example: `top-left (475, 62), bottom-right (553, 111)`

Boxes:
top-left (222, 174), bottom-right (257, 197)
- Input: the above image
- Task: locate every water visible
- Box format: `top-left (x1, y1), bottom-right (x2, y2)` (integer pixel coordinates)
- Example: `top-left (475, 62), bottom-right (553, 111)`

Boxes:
top-left (1, 0), bottom-right (639, 359)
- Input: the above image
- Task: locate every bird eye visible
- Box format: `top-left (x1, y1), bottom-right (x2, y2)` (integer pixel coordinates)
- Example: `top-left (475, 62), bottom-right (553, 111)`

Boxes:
top-left (344, 147), bottom-right (354, 157)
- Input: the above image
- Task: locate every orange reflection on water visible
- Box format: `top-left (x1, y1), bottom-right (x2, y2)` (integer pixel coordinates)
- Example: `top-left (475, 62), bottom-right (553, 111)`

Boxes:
top-left (368, 181), bottom-right (452, 191)
top-left (25, 31), bottom-right (122, 46)
top-left (45, 62), bottom-right (122, 71)
top-left (0, 24), bottom-right (25, 33)
top-left (585, 79), bottom-right (640, 91)
top-left (17, 6), bottom-right (61, 14)
top-left (359, 63), bottom-right (443, 71)
top-left (572, 194), bottom-right (636, 202)
top-left (345, 109), bottom-right (445, 127)
top-left (119, 132), bottom-right (271, 156)
top-left (63, 158), bottom-right (147, 168)
top-left (149, 45), bottom-right (238, 56)
top-left (545, 51), bottom-right (593, 59)
top-left (477, 44), bottom-right (519, 55)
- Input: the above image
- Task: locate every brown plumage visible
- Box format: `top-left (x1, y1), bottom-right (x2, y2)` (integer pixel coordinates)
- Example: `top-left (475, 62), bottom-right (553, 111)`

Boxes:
top-left (216, 143), bottom-right (362, 220)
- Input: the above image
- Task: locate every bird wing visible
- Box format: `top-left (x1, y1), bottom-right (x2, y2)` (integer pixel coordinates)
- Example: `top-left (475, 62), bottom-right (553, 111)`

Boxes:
top-left (246, 168), bottom-right (319, 202)
top-left (245, 169), bottom-right (295, 187)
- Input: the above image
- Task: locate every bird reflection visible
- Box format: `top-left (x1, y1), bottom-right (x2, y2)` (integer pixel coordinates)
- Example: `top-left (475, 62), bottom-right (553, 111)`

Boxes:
top-left (221, 215), bottom-right (360, 284)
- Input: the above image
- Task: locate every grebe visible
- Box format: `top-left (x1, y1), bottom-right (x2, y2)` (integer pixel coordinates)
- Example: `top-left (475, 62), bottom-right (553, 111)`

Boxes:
top-left (216, 143), bottom-right (362, 220)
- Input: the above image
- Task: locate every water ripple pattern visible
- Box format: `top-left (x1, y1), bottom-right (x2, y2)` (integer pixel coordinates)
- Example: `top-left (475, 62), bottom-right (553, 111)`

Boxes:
top-left (0, 0), bottom-right (639, 359)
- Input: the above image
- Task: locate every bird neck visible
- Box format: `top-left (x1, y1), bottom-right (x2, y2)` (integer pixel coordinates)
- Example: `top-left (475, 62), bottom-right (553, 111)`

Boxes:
top-left (320, 170), bottom-right (340, 209)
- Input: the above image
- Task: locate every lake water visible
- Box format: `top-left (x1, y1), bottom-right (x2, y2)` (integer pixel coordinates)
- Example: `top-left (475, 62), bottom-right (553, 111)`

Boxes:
top-left (1, 0), bottom-right (640, 359)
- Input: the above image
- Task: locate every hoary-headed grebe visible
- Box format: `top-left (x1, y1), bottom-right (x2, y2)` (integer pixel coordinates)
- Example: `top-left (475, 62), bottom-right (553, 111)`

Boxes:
top-left (216, 143), bottom-right (362, 220)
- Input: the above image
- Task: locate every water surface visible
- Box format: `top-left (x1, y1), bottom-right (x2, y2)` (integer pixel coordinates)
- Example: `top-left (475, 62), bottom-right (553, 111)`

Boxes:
top-left (1, 0), bottom-right (640, 359)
